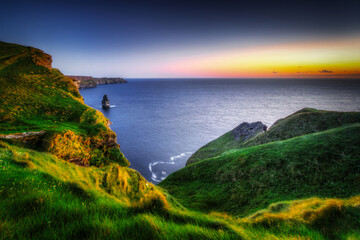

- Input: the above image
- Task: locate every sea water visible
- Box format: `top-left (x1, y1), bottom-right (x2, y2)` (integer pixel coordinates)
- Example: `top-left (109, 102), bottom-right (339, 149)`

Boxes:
top-left (80, 78), bottom-right (360, 183)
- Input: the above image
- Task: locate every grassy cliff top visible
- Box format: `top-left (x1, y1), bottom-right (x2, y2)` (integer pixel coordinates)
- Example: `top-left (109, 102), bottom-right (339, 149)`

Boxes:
top-left (2, 140), bottom-right (360, 239)
top-left (0, 41), bottom-right (128, 167)
top-left (161, 111), bottom-right (360, 217)
top-left (186, 108), bottom-right (360, 166)
top-left (1, 41), bottom-right (360, 239)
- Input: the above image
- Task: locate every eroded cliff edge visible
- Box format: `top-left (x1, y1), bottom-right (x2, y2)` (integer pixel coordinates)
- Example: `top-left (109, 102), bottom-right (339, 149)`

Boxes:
top-left (68, 75), bottom-right (127, 88)
top-left (0, 41), bottom-right (129, 167)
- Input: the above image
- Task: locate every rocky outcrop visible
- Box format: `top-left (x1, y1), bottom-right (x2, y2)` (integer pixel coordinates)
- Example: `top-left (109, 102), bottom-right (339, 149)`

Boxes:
top-left (0, 41), bottom-right (129, 168)
top-left (30, 47), bottom-right (52, 69)
top-left (102, 94), bottom-right (110, 109)
top-left (0, 131), bottom-right (46, 139)
top-left (186, 121), bottom-right (267, 166)
top-left (93, 77), bottom-right (127, 85)
top-left (231, 121), bottom-right (267, 141)
top-left (67, 76), bottom-right (127, 88)
top-left (67, 76), bottom-right (97, 88)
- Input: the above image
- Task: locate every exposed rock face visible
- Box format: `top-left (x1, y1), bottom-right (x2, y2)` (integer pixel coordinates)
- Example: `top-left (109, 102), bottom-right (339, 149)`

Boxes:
top-left (93, 77), bottom-right (127, 85)
top-left (102, 94), bottom-right (110, 109)
top-left (0, 131), bottom-right (46, 139)
top-left (67, 76), bottom-right (96, 88)
top-left (0, 41), bottom-right (129, 168)
top-left (186, 121), bottom-right (268, 166)
top-left (30, 47), bottom-right (52, 69)
top-left (67, 76), bottom-right (127, 88)
top-left (231, 121), bottom-right (267, 141)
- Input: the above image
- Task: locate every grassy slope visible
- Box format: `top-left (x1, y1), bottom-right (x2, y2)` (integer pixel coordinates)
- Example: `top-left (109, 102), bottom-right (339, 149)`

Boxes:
top-left (0, 41), bottom-right (245, 239)
top-left (0, 41), bottom-right (128, 167)
top-left (243, 108), bottom-right (360, 148)
top-left (1, 41), bottom-right (360, 239)
top-left (186, 127), bottom-right (261, 166)
top-left (187, 108), bottom-right (360, 166)
top-left (160, 123), bottom-right (360, 216)
top-left (2, 141), bottom-right (360, 240)
top-left (0, 141), bottom-right (243, 239)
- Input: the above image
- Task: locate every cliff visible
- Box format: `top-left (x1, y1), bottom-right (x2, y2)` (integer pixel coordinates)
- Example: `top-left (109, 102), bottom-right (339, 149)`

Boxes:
top-left (1, 41), bottom-right (360, 240)
top-left (0, 41), bottom-right (129, 167)
top-left (186, 121), bottom-right (267, 166)
top-left (0, 41), bottom-right (244, 239)
top-left (186, 108), bottom-right (360, 166)
top-left (160, 109), bottom-right (360, 217)
top-left (68, 75), bottom-right (127, 88)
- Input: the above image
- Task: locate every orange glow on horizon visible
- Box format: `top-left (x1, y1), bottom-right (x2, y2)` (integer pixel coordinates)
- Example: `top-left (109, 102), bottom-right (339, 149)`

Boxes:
top-left (156, 36), bottom-right (360, 78)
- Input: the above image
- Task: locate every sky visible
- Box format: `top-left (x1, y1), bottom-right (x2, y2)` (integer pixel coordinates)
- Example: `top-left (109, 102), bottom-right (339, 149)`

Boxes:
top-left (1, 0), bottom-right (359, 78)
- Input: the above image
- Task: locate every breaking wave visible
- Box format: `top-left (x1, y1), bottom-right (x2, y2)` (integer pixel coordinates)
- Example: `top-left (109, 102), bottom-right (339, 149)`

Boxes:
top-left (99, 105), bottom-right (116, 108)
top-left (149, 152), bottom-right (192, 182)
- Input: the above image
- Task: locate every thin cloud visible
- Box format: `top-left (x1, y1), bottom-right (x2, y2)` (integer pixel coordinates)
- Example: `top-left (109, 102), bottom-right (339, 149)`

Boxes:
top-left (319, 69), bottom-right (333, 73)
top-left (272, 71), bottom-right (278, 74)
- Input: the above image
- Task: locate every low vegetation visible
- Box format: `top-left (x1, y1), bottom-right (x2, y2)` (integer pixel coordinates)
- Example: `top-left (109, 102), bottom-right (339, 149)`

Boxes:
top-left (187, 108), bottom-right (360, 165)
top-left (1, 41), bottom-right (359, 239)
top-left (160, 123), bottom-right (360, 216)
top-left (0, 41), bottom-right (128, 167)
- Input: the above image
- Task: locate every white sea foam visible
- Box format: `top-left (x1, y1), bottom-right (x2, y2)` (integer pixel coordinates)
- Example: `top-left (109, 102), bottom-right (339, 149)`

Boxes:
top-left (99, 105), bottom-right (116, 108)
top-left (148, 152), bottom-right (192, 182)
top-left (170, 152), bottom-right (192, 161)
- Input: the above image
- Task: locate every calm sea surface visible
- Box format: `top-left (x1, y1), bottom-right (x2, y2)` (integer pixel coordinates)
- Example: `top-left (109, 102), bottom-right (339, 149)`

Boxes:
top-left (80, 78), bottom-right (360, 184)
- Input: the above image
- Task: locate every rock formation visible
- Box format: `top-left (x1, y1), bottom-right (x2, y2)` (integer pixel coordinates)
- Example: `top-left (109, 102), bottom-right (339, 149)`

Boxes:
top-left (231, 121), bottom-right (267, 141)
top-left (102, 94), bottom-right (110, 109)
top-left (67, 76), bottom-right (127, 88)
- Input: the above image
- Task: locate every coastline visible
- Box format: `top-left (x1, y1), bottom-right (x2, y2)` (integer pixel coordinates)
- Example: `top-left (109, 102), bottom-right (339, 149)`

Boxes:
top-left (67, 75), bottom-right (128, 88)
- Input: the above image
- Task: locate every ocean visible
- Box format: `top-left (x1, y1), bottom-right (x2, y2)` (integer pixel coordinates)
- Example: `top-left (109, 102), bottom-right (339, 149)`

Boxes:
top-left (80, 78), bottom-right (360, 184)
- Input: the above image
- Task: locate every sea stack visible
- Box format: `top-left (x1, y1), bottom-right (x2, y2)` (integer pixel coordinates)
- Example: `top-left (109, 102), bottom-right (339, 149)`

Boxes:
top-left (102, 94), bottom-right (110, 109)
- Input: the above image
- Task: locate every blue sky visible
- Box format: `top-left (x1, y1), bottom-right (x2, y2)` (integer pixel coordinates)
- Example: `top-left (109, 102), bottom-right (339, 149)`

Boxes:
top-left (1, 0), bottom-right (359, 77)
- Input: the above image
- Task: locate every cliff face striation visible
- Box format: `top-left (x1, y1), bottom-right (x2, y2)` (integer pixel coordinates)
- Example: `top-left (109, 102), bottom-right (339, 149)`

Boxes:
top-left (68, 75), bottom-right (127, 88)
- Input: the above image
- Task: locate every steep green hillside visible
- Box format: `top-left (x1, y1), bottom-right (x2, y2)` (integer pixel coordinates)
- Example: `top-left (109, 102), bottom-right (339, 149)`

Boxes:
top-left (187, 108), bottom-right (360, 166)
top-left (187, 122), bottom-right (266, 166)
top-left (2, 141), bottom-right (360, 239)
top-left (1, 41), bottom-right (360, 239)
top-left (0, 141), bottom-right (244, 239)
top-left (243, 108), bottom-right (360, 148)
top-left (0, 41), bottom-right (128, 167)
top-left (160, 122), bottom-right (360, 216)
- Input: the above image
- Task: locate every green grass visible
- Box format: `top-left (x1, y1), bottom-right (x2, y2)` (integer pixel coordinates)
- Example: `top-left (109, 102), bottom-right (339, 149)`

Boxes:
top-left (1, 141), bottom-right (359, 239)
top-left (0, 41), bottom-right (128, 167)
top-left (2, 40), bottom-right (360, 239)
top-left (187, 108), bottom-right (360, 165)
top-left (186, 128), bottom-right (251, 166)
top-left (243, 108), bottom-right (360, 148)
top-left (160, 123), bottom-right (360, 216)
top-left (0, 141), bottom-right (242, 239)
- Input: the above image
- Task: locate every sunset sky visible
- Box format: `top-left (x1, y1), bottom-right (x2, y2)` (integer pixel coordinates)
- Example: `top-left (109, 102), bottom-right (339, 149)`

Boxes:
top-left (1, 0), bottom-right (359, 78)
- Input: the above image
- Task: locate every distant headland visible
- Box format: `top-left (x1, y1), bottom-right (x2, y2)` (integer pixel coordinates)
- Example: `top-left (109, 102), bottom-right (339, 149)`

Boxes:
top-left (67, 75), bottom-right (127, 88)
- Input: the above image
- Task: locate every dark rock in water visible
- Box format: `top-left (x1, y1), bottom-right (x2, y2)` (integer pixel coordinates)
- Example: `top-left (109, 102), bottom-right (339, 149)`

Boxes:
top-left (231, 121), bottom-right (267, 141)
top-left (102, 94), bottom-right (110, 109)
